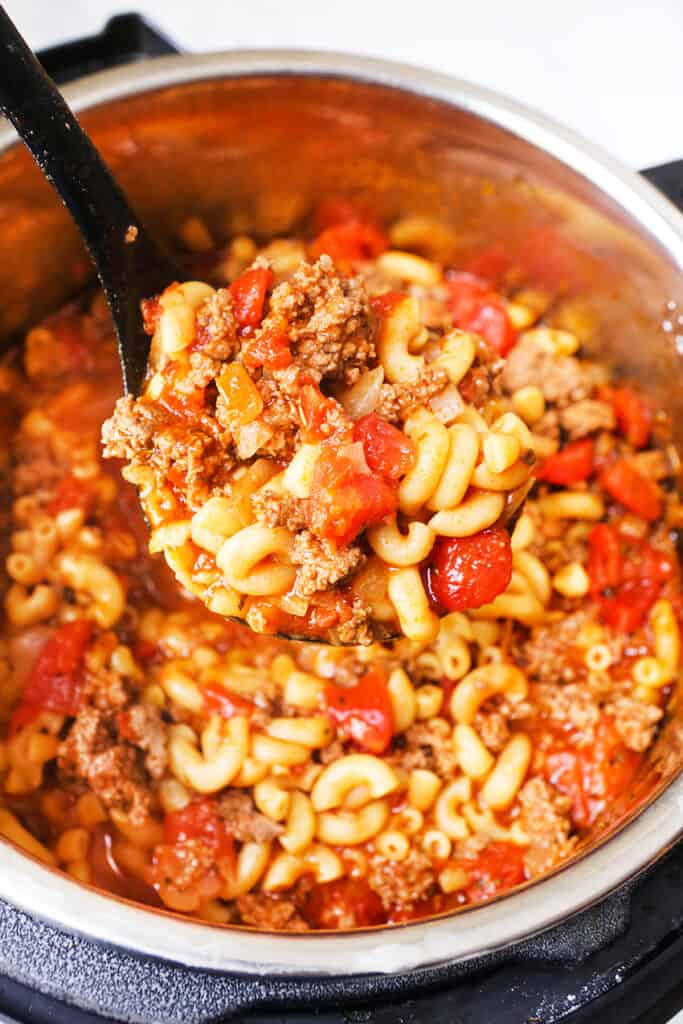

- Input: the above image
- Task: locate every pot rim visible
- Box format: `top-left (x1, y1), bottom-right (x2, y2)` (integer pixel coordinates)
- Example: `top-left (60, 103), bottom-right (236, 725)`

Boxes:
top-left (1, 49), bottom-right (683, 976)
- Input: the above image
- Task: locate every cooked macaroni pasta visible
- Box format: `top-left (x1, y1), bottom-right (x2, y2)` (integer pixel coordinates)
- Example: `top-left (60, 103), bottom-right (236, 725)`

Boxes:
top-left (102, 223), bottom-right (538, 645)
top-left (0, 205), bottom-right (680, 933)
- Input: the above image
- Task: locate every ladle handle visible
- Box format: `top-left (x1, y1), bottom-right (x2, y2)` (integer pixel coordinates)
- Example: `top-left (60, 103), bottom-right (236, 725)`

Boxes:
top-left (0, 5), bottom-right (175, 393)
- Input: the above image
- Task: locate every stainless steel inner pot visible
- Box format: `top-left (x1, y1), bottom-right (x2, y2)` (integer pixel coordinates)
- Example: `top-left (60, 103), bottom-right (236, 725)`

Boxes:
top-left (1, 50), bottom-right (683, 977)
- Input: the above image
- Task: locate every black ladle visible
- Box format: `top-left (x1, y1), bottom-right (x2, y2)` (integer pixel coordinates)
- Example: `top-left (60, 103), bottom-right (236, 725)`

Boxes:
top-left (0, 5), bottom-right (178, 395)
top-left (0, 8), bottom-right (527, 645)
top-left (0, 8), bottom-right (345, 645)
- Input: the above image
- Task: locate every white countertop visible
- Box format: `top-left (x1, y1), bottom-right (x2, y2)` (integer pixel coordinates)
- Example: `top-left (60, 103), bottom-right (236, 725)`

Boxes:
top-left (8, 0), bottom-right (683, 170)
top-left (5, 2), bottom-right (683, 1021)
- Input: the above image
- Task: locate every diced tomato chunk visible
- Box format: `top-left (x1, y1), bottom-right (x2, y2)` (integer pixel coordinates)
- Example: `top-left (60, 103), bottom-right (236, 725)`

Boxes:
top-left (609, 386), bottom-right (652, 449)
top-left (51, 312), bottom-right (94, 370)
top-left (352, 413), bottom-right (415, 481)
top-left (602, 548), bottom-right (673, 632)
top-left (626, 542), bottom-right (675, 585)
top-left (446, 272), bottom-right (517, 356)
top-left (10, 619), bottom-right (92, 734)
top-left (157, 373), bottom-right (206, 417)
top-left (599, 580), bottom-right (661, 632)
top-left (452, 842), bottom-right (527, 904)
top-left (164, 798), bottom-right (224, 845)
top-left (48, 475), bottom-right (94, 517)
top-left (246, 588), bottom-right (359, 641)
top-left (587, 524), bottom-right (673, 633)
top-left (370, 291), bottom-right (406, 318)
top-left (203, 683), bottom-right (254, 720)
top-left (425, 528), bottom-right (512, 613)
top-left (536, 439), bottom-right (594, 485)
top-left (299, 382), bottom-right (351, 444)
top-left (243, 319), bottom-right (292, 371)
top-left (312, 198), bottom-right (366, 233)
top-left (229, 267), bottom-right (273, 329)
top-left (546, 717), bottom-right (641, 830)
top-left (116, 710), bottom-right (136, 742)
top-left (7, 704), bottom-right (42, 735)
top-left (141, 295), bottom-right (163, 335)
top-left (463, 242), bottom-right (512, 285)
top-left (307, 447), bottom-right (398, 545)
top-left (587, 524), bottom-right (623, 595)
top-left (600, 458), bottom-right (662, 521)
top-left (309, 221), bottom-right (388, 266)
top-left (303, 877), bottom-right (386, 929)
top-left (325, 669), bottom-right (393, 754)
top-left (159, 798), bottom-right (235, 900)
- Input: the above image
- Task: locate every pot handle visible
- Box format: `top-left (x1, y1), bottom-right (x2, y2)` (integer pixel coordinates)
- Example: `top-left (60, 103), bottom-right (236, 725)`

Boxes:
top-left (641, 159), bottom-right (683, 213)
top-left (36, 14), bottom-right (179, 85)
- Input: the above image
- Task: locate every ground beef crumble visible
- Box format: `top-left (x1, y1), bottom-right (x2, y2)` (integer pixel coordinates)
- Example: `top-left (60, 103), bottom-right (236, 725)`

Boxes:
top-left (237, 892), bottom-right (309, 931)
top-left (473, 710), bottom-right (510, 752)
top-left (103, 398), bottom-right (231, 509)
top-left (290, 531), bottom-right (366, 599)
top-left (151, 425), bottom-right (227, 508)
top-left (534, 682), bottom-right (600, 738)
top-left (333, 598), bottom-right (374, 646)
top-left (252, 377), bottom-right (299, 458)
top-left (125, 703), bottom-right (168, 779)
top-left (521, 611), bottom-right (592, 683)
top-left (559, 399), bottom-right (615, 438)
top-left (186, 351), bottom-right (223, 390)
top-left (518, 777), bottom-right (575, 875)
top-left (101, 395), bottom-right (167, 462)
top-left (12, 438), bottom-right (65, 500)
top-left (375, 364), bottom-right (450, 423)
top-left (57, 707), bottom-right (151, 825)
top-left (217, 790), bottom-right (283, 842)
top-left (605, 696), bottom-right (663, 752)
top-left (251, 488), bottom-right (307, 531)
top-left (267, 255), bottom-right (373, 384)
top-left (458, 356), bottom-right (503, 407)
top-left (501, 335), bottom-right (606, 405)
top-left (195, 289), bottom-right (238, 359)
top-left (368, 848), bottom-right (436, 910)
top-left (394, 720), bottom-right (459, 776)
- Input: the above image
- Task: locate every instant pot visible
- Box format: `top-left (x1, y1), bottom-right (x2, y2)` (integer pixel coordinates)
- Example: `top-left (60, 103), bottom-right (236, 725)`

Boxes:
top-left (1, 14), bottom-right (683, 1023)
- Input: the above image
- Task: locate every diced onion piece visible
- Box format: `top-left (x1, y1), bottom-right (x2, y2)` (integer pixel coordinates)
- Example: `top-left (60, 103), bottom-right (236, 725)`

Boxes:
top-left (338, 367), bottom-right (385, 419)
top-left (279, 593), bottom-right (310, 616)
top-left (236, 420), bottom-right (274, 459)
top-left (429, 384), bottom-right (465, 425)
top-left (338, 441), bottom-right (372, 476)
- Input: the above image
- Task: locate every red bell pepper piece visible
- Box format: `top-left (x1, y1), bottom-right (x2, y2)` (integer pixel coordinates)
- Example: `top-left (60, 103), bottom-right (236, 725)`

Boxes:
top-left (536, 439), bottom-right (594, 485)
top-left (600, 459), bottom-right (662, 521)
top-left (446, 272), bottom-right (517, 356)
top-left (610, 386), bottom-right (652, 449)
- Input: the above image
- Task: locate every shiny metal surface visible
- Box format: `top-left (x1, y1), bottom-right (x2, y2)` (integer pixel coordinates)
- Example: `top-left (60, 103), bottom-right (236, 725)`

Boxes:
top-left (0, 50), bottom-right (683, 975)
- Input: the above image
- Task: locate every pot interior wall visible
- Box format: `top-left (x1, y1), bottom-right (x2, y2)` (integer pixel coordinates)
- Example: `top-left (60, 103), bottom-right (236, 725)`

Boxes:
top-left (0, 68), bottom-right (682, 881)
top-left (1, 75), bottom-right (681, 407)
